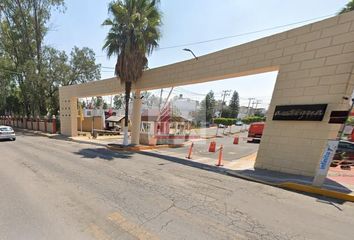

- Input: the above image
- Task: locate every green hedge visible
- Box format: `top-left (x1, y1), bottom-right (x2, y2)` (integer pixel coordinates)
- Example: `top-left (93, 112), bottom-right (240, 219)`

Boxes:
top-left (214, 118), bottom-right (236, 126)
top-left (242, 116), bottom-right (266, 124)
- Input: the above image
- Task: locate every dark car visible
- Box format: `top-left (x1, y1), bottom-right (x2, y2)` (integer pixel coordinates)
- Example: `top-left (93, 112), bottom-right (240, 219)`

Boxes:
top-left (331, 140), bottom-right (354, 167)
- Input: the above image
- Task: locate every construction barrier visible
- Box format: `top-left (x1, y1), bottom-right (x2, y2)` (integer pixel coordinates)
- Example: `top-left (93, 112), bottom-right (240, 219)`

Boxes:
top-left (233, 136), bottom-right (239, 144)
top-left (186, 142), bottom-right (194, 159)
top-left (208, 141), bottom-right (216, 152)
top-left (216, 145), bottom-right (223, 166)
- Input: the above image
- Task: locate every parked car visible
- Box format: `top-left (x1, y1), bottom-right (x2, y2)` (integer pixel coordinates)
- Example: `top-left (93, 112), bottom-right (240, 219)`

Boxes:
top-left (331, 140), bottom-right (354, 167)
top-left (247, 122), bottom-right (265, 143)
top-left (235, 121), bottom-right (243, 126)
top-left (218, 124), bottom-right (225, 128)
top-left (0, 126), bottom-right (16, 141)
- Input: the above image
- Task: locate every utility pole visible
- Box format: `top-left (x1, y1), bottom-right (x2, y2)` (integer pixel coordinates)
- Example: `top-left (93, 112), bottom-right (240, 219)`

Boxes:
top-left (246, 98), bottom-right (255, 117)
top-left (254, 100), bottom-right (262, 116)
top-left (254, 100), bottom-right (262, 110)
top-left (158, 89), bottom-right (163, 111)
top-left (220, 90), bottom-right (231, 117)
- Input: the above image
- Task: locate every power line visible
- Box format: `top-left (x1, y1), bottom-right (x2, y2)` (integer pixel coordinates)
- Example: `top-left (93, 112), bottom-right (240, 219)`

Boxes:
top-left (157, 13), bottom-right (335, 50)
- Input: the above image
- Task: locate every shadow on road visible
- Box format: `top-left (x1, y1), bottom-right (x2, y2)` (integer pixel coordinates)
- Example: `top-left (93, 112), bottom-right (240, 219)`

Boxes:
top-left (138, 151), bottom-right (351, 205)
top-left (138, 150), bottom-right (227, 174)
top-left (74, 147), bottom-right (134, 161)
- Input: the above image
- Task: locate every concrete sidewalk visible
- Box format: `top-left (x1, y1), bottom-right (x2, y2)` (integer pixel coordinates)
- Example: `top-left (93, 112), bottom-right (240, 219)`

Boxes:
top-left (226, 168), bottom-right (353, 193)
top-left (141, 147), bottom-right (354, 202)
top-left (225, 168), bottom-right (354, 202)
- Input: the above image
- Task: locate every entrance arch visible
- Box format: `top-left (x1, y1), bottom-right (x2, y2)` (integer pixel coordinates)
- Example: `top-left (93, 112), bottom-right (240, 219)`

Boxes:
top-left (59, 11), bottom-right (354, 177)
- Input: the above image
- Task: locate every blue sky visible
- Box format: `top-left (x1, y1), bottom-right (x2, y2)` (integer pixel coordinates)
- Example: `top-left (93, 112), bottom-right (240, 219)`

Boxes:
top-left (46, 0), bottom-right (348, 107)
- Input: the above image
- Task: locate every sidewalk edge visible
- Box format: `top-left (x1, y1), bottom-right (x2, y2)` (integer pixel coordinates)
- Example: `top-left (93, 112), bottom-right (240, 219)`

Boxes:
top-left (226, 170), bottom-right (354, 202)
top-left (279, 182), bottom-right (354, 202)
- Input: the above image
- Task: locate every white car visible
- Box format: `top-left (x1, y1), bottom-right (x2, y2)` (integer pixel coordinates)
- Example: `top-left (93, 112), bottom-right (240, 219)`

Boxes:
top-left (0, 126), bottom-right (16, 141)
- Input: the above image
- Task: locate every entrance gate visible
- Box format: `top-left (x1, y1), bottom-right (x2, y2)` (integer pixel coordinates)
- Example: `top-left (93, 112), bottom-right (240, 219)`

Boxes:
top-left (60, 12), bottom-right (354, 177)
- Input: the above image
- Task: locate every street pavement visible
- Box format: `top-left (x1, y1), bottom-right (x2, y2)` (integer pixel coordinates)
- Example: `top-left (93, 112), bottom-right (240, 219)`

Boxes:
top-left (1, 131), bottom-right (354, 240)
top-left (161, 131), bottom-right (258, 162)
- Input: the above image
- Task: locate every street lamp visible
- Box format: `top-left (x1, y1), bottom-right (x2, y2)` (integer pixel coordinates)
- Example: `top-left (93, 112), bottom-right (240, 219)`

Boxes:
top-left (183, 48), bottom-right (198, 60)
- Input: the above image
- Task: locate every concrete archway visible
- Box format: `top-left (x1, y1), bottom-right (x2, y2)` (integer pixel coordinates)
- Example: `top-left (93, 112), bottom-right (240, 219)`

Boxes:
top-left (60, 12), bottom-right (354, 177)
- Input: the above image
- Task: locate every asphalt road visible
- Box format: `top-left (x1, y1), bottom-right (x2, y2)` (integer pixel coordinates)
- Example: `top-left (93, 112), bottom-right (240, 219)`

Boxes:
top-left (1, 131), bottom-right (354, 240)
top-left (163, 132), bottom-right (259, 162)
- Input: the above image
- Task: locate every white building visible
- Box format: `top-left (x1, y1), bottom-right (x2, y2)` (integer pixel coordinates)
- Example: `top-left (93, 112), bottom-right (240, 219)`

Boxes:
top-left (171, 95), bottom-right (199, 121)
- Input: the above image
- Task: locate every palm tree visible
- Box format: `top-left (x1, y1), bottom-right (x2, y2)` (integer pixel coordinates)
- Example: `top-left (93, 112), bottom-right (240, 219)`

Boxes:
top-left (339, 0), bottom-right (354, 14)
top-left (102, 0), bottom-right (162, 145)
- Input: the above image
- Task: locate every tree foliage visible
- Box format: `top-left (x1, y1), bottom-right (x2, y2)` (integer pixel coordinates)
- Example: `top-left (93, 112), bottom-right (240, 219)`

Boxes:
top-left (229, 91), bottom-right (239, 118)
top-left (339, 0), bottom-right (354, 14)
top-left (197, 91), bottom-right (216, 123)
top-left (0, 1), bottom-right (101, 116)
top-left (102, 0), bottom-right (162, 135)
top-left (113, 94), bottom-right (124, 110)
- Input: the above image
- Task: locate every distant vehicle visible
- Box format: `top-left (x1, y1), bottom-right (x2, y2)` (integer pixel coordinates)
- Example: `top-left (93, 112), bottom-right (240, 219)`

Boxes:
top-left (331, 140), bottom-right (354, 168)
top-left (218, 124), bottom-right (225, 128)
top-left (247, 122), bottom-right (265, 143)
top-left (235, 121), bottom-right (243, 126)
top-left (0, 126), bottom-right (16, 141)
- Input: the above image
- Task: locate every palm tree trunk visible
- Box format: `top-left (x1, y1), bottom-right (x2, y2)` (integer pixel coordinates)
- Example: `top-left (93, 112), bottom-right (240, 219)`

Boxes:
top-left (123, 81), bottom-right (132, 145)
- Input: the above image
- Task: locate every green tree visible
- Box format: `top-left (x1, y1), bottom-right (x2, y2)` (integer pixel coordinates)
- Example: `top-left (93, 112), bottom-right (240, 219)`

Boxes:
top-left (0, 0), bottom-right (65, 116)
top-left (93, 96), bottom-right (104, 109)
top-left (221, 106), bottom-right (232, 118)
top-left (81, 101), bottom-right (86, 109)
top-left (102, 0), bottom-right (162, 145)
top-left (103, 102), bottom-right (108, 110)
top-left (113, 94), bottom-right (124, 110)
top-left (66, 47), bottom-right (101, 85)
top-left (197, 91), bottom-right (216, 123)
top-left (339, 0), bottom-right (354, 14)
top-left (229, 91), bottom-right (239, 118)
top-left (42, 46), bottom-right (101, 115)
top-left (0, 1), bottom-right (100, 117)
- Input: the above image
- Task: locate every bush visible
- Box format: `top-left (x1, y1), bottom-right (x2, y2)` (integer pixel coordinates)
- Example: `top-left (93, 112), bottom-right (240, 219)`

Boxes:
top-left (214, 118), bottom-right (236, 126)
top-left (242, 115), bottom-right (266, 124)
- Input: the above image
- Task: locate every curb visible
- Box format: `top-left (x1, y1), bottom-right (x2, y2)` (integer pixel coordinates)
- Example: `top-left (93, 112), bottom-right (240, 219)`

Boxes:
top-left (226, 170), bottom-right (354, 202)
top-left (15, 128), bottom-right (59, 138)
top-left (279, 182), bottom-right (354, 202)
top-left (107, 144), bottom-right (184, 152)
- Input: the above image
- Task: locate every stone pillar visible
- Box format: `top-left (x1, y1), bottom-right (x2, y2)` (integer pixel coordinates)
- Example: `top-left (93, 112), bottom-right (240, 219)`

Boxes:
top-left (131, 89), bottom-right (142, 145)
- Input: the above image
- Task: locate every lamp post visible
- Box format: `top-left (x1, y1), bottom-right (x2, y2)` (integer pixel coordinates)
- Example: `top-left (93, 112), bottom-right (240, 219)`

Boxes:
top-left (183, 48), bottom-right (198, 60)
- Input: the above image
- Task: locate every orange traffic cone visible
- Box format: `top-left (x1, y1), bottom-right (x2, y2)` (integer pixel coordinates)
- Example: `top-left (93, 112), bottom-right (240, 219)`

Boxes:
top-left (233, 136), bottom-right (239, 144)
top-left (216, 145), bottom-right (223, 166)
top-left (186, 142), bottom-right (194, 159)
top-left (208, 141), bottom-right (216, 152)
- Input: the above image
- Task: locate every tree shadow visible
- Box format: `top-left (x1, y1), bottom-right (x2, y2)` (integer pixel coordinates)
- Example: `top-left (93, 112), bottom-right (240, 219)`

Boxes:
top-left (74, 147), bottom-right (134, 161)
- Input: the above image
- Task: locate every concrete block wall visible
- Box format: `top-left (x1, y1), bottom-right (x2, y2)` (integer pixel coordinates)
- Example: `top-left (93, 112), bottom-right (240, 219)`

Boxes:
top-left (59, 11), bottom-right (354, 177)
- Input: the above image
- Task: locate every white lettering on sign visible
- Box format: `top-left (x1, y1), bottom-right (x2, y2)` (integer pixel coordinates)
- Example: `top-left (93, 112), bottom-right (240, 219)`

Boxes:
top-left (318, 140), bottom-right (339, 175)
